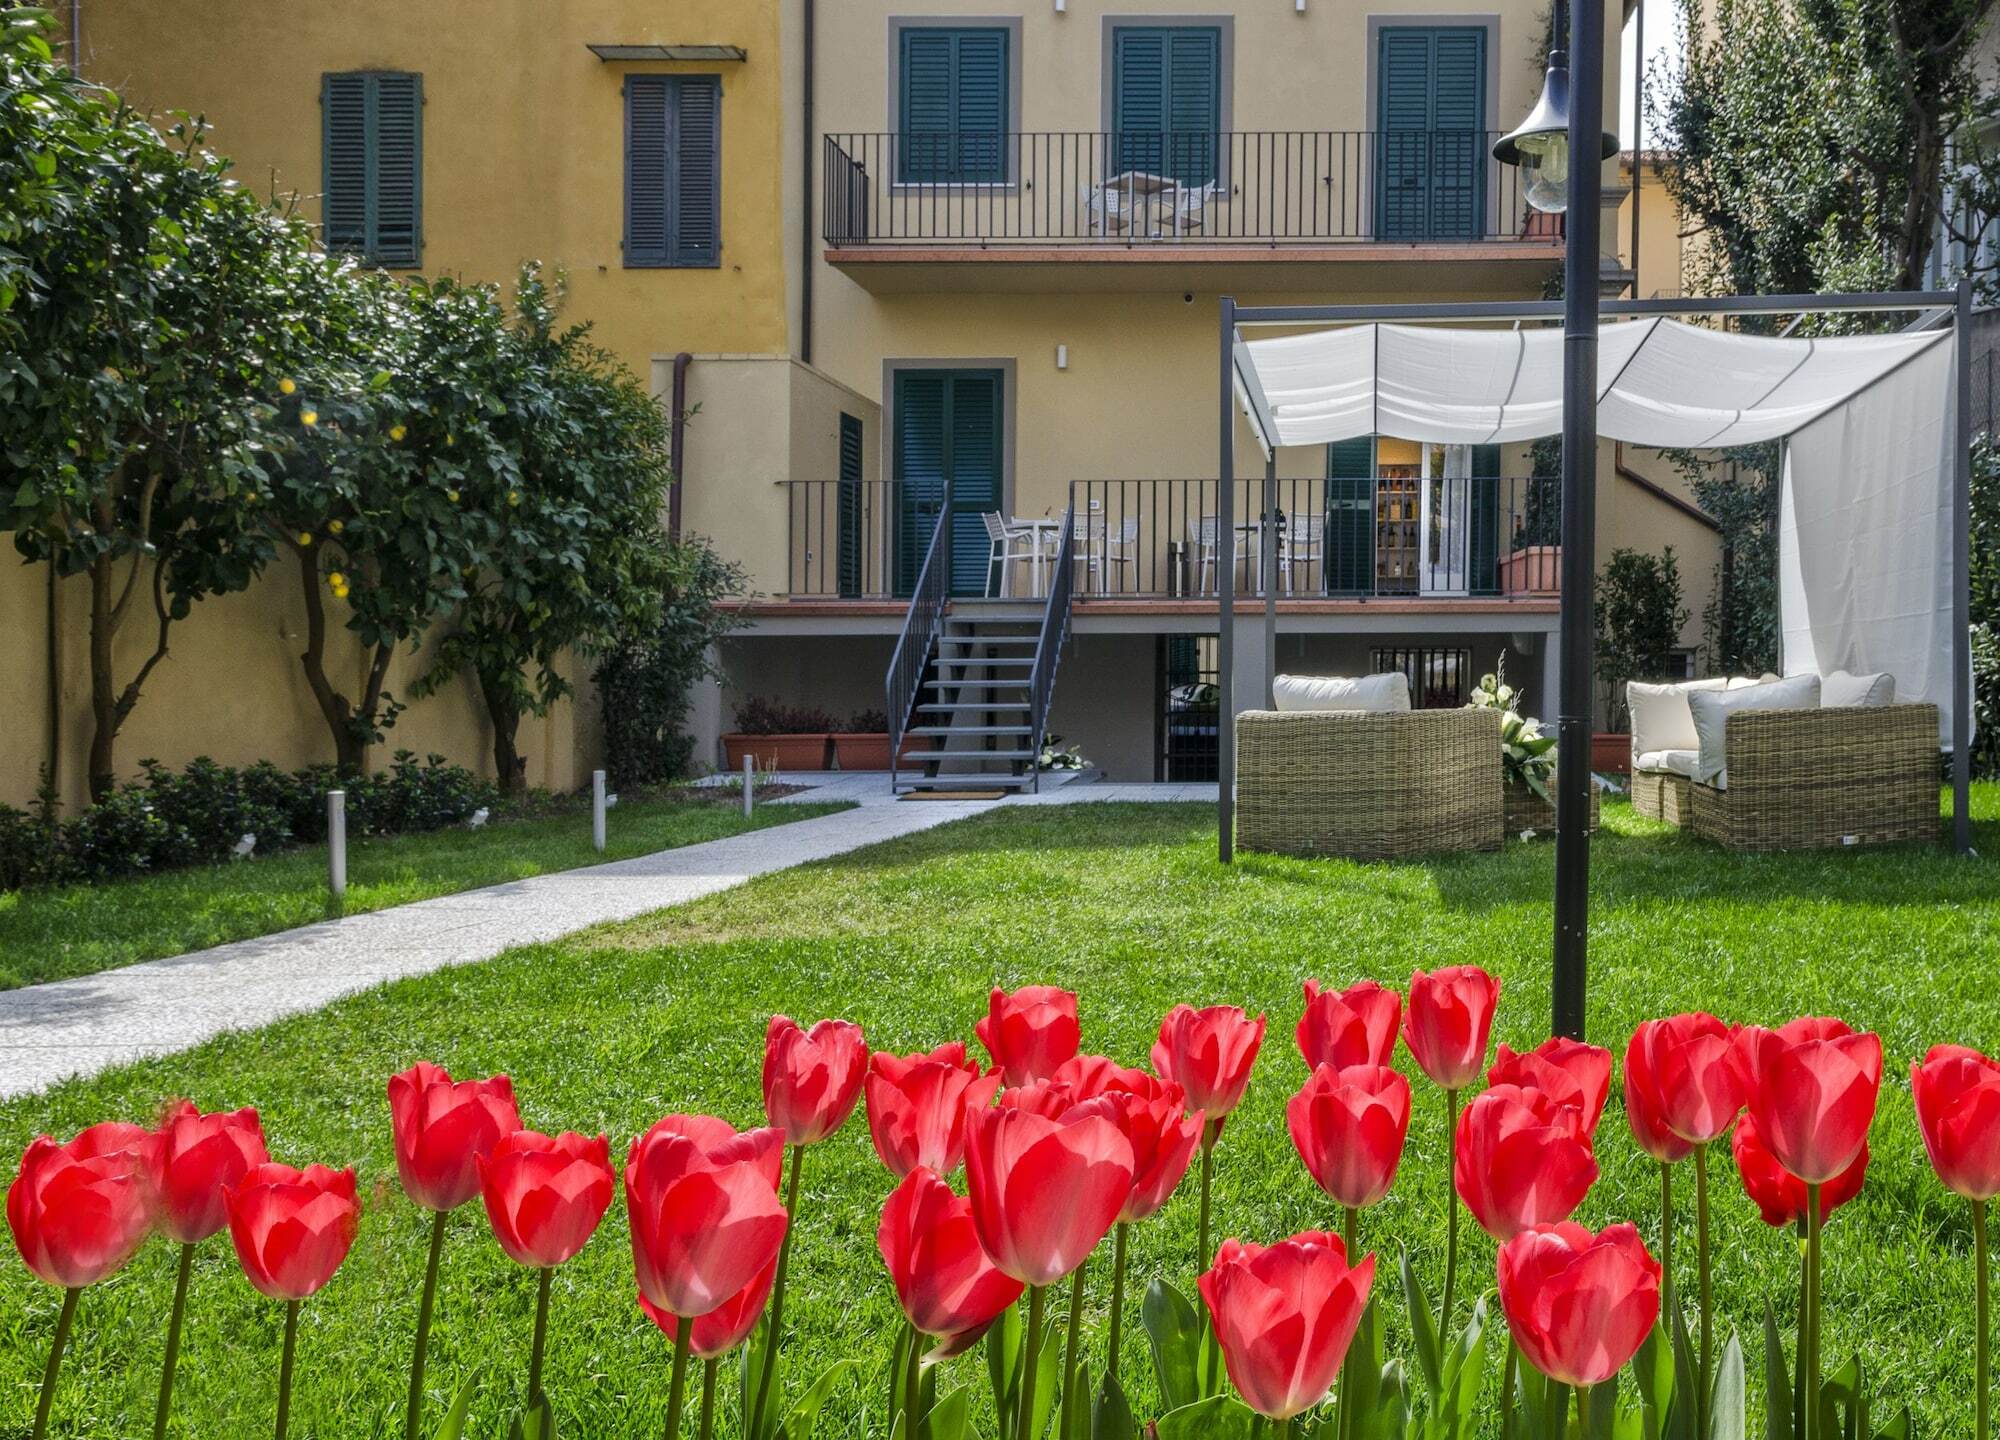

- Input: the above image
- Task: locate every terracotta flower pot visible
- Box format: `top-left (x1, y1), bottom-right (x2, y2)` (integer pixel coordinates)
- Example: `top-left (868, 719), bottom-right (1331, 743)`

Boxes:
top-left (1591, 732), bottom-right (1632, 776)
top-left (1500, 546), bottom-right (1562, 597)
top-left (721, 733), bottom-right (832, 772)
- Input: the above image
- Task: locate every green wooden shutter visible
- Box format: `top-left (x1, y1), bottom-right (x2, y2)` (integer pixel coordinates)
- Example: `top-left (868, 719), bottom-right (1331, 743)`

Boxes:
top-left (1429, 30), bottom-right (1486, 239)
top-left (947, 373), bottom-right (1002, 596)
top-left (1113, 27), bottom-right (1220, 185)
top-left (899, 28), bottom-right (1008, 183)
top-left (1325, 437), bottom-right (1377, 594)
top-left (837, 413), bottom-right (864, 598)
top-left (322, 72), bottom-right (422, 265)
top-left (895, 373), bottom-right (947, 595)
top-left (625, 76), bottom-right (722, 268)
top-left (1376, 28), bottom-right (1486, 240)
top-left (1376, 31), bottom-right (1435, 241)
top-left (1470, 443), bottom-right (1501, 593)
top-left (894, 371), bottom-right (1004, 598)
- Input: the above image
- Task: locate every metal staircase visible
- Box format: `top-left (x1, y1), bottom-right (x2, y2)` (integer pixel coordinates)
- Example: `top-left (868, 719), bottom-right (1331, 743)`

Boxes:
top-left (887, 506), bottom-right (1075, 795)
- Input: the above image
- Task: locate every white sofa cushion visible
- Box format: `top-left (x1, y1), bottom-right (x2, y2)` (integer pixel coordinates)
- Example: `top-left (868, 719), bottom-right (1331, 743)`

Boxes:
top-left (1627, 677), bottom-right (1731, 757)
top-left (1820, 669), bottom-right (1896, 708)
top-left (1687, 674), bottom-right (1824, 787)
top-left (1635, 748), bottom-right (1699, 778)
top-left (1272, 672), bottom-right (1412, 714)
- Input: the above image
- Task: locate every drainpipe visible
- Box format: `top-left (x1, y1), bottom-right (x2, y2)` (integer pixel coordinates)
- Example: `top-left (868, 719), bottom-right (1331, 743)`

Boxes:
top-left (68, 0), bottom-right (81, 73)
top-left (45, 560), bottom-right (61, 807)
top-left (669, 352), bottom-right (692, 539)
top-left (800, 0), bottom-right (815, 364)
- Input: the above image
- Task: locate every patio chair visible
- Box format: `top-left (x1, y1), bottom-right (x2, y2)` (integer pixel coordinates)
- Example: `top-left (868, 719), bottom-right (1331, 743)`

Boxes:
top-left (1083, 182), bottom-right (1133, 236)
top-left (1280, 513), bottom-right (1324, 594)
top-left (1236, 706), bottom-right (1505, 859)
top-left (980, 511), bottom-right (1037, 598)
top-left (1188, 517), bottom-right (1252, 595)
top-left (1167, 181), bottom-right (1219, 234)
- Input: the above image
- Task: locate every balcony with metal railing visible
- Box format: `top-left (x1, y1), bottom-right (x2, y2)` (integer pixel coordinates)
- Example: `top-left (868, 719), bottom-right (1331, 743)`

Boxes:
top-left (779, 476), bottom-right (1563, 606)
top-left (822, 130), bottom-right (1564, 273)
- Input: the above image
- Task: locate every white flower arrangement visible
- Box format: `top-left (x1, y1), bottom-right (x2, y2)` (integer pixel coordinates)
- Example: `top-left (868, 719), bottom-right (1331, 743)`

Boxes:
top-left (1037, 734), bottom-right (1088, 772)
top-left (1466, 655), bottom-right (1558, 802)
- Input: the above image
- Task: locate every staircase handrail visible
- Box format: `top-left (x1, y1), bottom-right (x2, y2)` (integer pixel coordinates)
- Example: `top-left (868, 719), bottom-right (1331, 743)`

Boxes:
top-left (885, 481), bottom-right (953, 794)
top-left (1027, 505), bottom-right (1077, 794)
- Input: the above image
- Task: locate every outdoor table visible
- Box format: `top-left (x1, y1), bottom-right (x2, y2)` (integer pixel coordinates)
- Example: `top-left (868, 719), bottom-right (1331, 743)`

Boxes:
top-left (1011, 516), bottom-right (1065, 596)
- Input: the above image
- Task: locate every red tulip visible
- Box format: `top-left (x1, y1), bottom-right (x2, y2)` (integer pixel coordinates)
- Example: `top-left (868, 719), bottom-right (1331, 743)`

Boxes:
top-left (865, 1044), bottom-right (1003, 1179)
top-left (1196, 1231), bottom-right (1376, 1422)
top-left (763, 1015), bottom-right (869, 1146)
top-left (1731, 1113), bottom-right (1868, 1228)
top-left (1488, 1038), bottom-right (1613, 1135)
top-left (139, 1101), bottom-right (269, 1246)
top-left (1630, 1014), bottom-right (1747, 1146)
top-left (976, 986), bottom-right (1081, 1086)
top-left (1052, 1053), bottom-right (1154, 1098)
top-left (387, 1062), bottom-right (521, 1212)
top-left (476, 1130), bottom-right (615, 1269)
top-left (1454, 1085), bottom-right (1598, 1242)
top-left (1912, 1045), bottom-right (2000, 1203)
top-left (7, 1122), bottom-right (151, 1288)
top-left (1739, 1019), bottom-right (1882, 1185)
top-left (1151, 1005), bottom-right (1266, 1126)
top-left (1497, 1222), bottom-right (1662, 1389)
top-left (640, 1255), bottom-right (779, 1360)
top-left (1100, 1075), bottom-right (1205, 1223)
top-left (1622, 1025), bottom-right (1696, 1165)
top-left (225, 1163), bottom-right (361, 1302)
top-left (1402, 967), bottom-right (1500, 1091)
top-left (879, 1167), bottom-right (1026, 1354)
top-left (1297, 979), bottom-right (1401, 1072)
top-left (1287, 1064), bottom-right (1412, 1211)
top-left (626, 1114), bottom-right (788, 1319)
top-left (964, 1084), bottom-right (1134, 1286)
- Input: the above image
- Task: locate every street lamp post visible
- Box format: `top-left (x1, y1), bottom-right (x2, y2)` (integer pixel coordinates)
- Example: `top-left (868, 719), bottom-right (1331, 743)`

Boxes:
top-left (1494, 0), bottom-right (1616, 1041)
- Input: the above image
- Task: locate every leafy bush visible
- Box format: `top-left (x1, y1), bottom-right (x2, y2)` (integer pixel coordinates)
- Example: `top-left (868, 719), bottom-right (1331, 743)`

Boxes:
top-left (732, 698), bottom-right (838, 735)
top-left (845, 709), bottom-right (890, 734)
top-left (1595, 547), bottom-right (1690, 730)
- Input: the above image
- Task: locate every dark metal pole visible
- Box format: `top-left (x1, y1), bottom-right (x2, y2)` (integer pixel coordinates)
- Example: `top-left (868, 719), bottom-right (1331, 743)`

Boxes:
top-left (1553, 0), bottom-right (1602, 1041)
top-left (800, 0), bottom-right (816, 364)
top-left (1264, 456), bottom-right (1278, 708)
top-left (1629, 0), bottom-right (1642, 298)
top-left (1955, 275), bottom-right (1974, 855)
top-left (1219, 297), bottom-right (1237, 863)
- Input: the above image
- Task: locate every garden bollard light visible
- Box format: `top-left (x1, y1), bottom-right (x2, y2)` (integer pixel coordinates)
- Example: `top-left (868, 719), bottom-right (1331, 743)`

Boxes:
top-left (592, 770), bottom-right (607, 852)
top-left (744, 755), bottom-right (754, 818)
top-left (327, 791), bottom-right (346, 903)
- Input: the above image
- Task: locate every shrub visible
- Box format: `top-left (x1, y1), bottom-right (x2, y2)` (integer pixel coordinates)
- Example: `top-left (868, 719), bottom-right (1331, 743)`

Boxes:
top-left (733, 698), bottom-right (838, 735)
top-left (845, 708), bottom-right (890, 734)
top-left (1595, 547), bottom-right (1690, 730)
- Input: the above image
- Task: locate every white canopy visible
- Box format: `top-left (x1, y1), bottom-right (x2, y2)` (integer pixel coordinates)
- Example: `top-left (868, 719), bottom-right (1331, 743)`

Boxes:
top-left (1232, 318), bottom-right (1960, 742)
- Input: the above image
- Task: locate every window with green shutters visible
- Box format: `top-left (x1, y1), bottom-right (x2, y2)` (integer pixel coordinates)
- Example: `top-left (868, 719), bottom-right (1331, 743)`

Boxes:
top-left (1375, 26), bottom-right (1487, 241)
top-left (1324, 437), bottom-right (1377, 595)
top-left (837, 413), bottom-right (865, 599)
top-left (893, 370), bottom-right (1003, 598)
top-left (322, 72), bottom-right (422, 267)
top-left (897, 28), bottom-right (1010, 184)
top-left (1112, 26), bottom-right (1222, 187)
top-left (625, 75), bottom-right (722, 268)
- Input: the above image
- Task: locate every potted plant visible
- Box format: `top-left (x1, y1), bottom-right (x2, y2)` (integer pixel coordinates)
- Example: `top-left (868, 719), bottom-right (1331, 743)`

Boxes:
top-left (1036, 734), bottom-right (1088, 773)
top-left (1500, 465), bottom-right (1562, 597)
top-left (1468, 660), bottom-right (1597, 836)
top-left (831, 708), bottom-right (901, 771)
top-left (721, 697), bottom-right (837, 772)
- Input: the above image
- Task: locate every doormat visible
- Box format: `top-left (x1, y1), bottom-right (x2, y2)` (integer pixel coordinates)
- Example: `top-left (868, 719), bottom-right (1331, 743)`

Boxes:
top-left (901, 789), bottom-right (1009, 801)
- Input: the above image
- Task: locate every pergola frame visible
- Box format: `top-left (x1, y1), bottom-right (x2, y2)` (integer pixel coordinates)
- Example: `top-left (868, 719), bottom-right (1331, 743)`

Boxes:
top-left (1214, 282), bottom-right (1977, 880)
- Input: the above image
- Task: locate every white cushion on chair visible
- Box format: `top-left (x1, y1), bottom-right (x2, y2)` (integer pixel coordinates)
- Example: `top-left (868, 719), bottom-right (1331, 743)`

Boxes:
top-left (1635, 748), bottom-right (1699, 778)
top-left (1687, 674), bottom-right (1823, 787)
top-left (1820, 669), bottom-right (1896, 708)
top-left (1627, 677), bottom-right (1730, 757)
top-left (1272, 672), bottom-right (1412, 714)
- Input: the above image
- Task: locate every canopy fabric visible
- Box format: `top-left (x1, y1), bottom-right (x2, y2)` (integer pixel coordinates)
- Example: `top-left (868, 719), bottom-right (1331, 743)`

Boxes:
top-left (1232, 317), bottom-right (1960, 744)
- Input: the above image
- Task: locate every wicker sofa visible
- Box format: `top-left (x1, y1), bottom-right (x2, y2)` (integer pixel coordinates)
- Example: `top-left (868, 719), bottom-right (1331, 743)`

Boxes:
top-left (1686, 703), bottom-right (1940, 851)
top-left (1236, 708), bottom-right (1504, 859)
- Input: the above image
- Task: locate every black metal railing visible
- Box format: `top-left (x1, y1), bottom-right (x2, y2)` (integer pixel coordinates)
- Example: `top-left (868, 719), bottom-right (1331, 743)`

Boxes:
top-left (1065, 476), bottom-right (1563, 599)
top-left (824, 131), bottom-right (1563, 248)
top-left (886, 479), bottom-right (952, 792)
top-left (783, 480), bottom-right (908, 599)
top-left (1027, 507), bottom-right (1077, 794)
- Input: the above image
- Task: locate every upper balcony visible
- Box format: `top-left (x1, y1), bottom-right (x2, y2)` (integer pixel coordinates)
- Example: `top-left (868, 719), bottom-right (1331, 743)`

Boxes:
top-left (822, 130), bottom-right (1564, 292)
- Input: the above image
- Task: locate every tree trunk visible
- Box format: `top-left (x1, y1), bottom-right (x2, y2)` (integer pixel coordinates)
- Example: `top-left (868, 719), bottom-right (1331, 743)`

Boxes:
top-left (85, 544), bottom-right (176, 804)
top-left (294, 543), bottom-right (373, 775)
top-left (478, 668), bottom-right (528, 795)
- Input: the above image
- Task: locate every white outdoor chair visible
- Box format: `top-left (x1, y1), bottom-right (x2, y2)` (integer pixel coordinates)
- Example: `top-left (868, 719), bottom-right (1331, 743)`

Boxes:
top-left (1083, 182), bottom-right (1133, 236)
top-left (981, 511), bottom-right (1037, 598)
top-left (1189, 517), bottom-right (1252, 595)
top-left (1167, 182), bottom-right (1219, 234)
top-left (1282, 513), bottom-right (1325, 594)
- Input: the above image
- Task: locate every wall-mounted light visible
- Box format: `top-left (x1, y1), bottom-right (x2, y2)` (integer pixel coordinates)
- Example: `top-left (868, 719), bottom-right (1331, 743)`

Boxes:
top-left (1054, 0), bottom-right (1066, 12)
top-left (1056, 344), bottom-right (1069, 371)
top-left (1295, 0), bottom-right (1306, 11)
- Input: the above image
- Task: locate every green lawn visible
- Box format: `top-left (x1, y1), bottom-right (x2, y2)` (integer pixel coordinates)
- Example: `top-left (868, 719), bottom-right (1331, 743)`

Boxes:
top-left (0, 791), bottom-right (849, 990)
top-left (3, 793), bottom-right (1998, 1438)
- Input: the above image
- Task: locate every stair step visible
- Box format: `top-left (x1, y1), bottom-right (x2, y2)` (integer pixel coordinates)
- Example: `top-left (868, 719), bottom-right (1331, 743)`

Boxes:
top-left (939, 637), bottom-right (1037, 648)
top-left (923, 679), bottom-right (1032, 690)
top-left (915, 748), bottom-right (1038, 761)
top-left (907, 725), bottom-right (1033, 737)
top-left (898, 775), bottom-right (1038, 790)
top-left (917, 702), bottom-right (1034, 713)
top-left (936, 657), bottom-right (1034, 668)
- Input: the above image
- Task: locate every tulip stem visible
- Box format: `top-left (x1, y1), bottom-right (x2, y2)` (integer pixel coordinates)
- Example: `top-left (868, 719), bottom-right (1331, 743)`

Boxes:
top-left (1197, 1134), bottom-right (1222, 1396)
top-left (275, 1299), bottom-right (300, 1440)
top-left (905, 1320), bottom-right (924, 1434)
top-left (1441, 1087), bottom-right (1461, 1344)
top-left (1696, 1142), bottom-right (1713, 1437)
top-left (1061, 1260), bottom-right (1087, 1437)
top-left (748, 1143), bottom-right (806, 1440)
top-left (1016, 1286), bottom-right (1048, 1440)
top-left (1107, 1221), bottom-right (1130, 1387)
top-left (1659, 1161), bottom-right (1675, 1319)
top-left (1499, 1338), bottom-right (1517, 1440)
top-left (1804, 1182), bottom-right (1822, 1440)
top-left (1975, 1198), bottom-right (1990, 1440)
top-left (698, 1357), bottom-right (719, 1440)
top-left (154, 1239), bottom-right (196, 1440)
top-left (31, 1286), bottom-right (80, 1440)
top-left (1196, 1135), bottom-right (1216, 1276)
top-left (664, 1314), bottom-right (693, 1439)
top-left (1336, 1208), bottom-right (1359, 1440)
top-left (1794, 1221), bottom-right (1809, 1437)
top-left (528, 1266), bottom-right (553, 1410)
top-left (405, 1208), bottom-right (449, 1440)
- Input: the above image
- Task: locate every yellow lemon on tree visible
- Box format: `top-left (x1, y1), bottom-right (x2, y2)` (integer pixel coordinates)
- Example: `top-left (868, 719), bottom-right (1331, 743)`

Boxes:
top-left (279, 378), bottom-right (296, 395)
top-left (297, 531), bottom-right (313, 546)
top-left (508, 490), bottom-right (520, 506)
top-left (300, 410), bottom-right (318, 427)
top-left (389, 424), bottom-right (407, 442)
top-left (327, 570), bottom-right (346, 588)
top-left (447, 489), bottom-right (460, 503)
top-left (328, 519), bottom-right (344, 535)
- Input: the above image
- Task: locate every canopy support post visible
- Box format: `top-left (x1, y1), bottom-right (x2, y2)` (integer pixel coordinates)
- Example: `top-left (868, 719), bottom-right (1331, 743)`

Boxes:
top-left (1552, 0), bottom-right (1604, 1042)
top-left (1264, 457), bottom-right (1278, 709)
top-left (1955, 275), bottom-right (1974, 856)
top-left (1219, 297), bottom-right (1237, 864)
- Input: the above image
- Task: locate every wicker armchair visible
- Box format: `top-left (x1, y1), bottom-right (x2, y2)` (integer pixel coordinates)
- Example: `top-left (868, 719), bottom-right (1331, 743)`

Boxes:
top-left (1236, 709), bottom-right (1504, 859)
top-left (1688, 703), bottom-right (1940, 851)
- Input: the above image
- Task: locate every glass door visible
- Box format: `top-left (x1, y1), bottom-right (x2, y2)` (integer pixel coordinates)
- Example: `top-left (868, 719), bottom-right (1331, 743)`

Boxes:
top-left (1420, 443), bottom-right (1472, 596)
